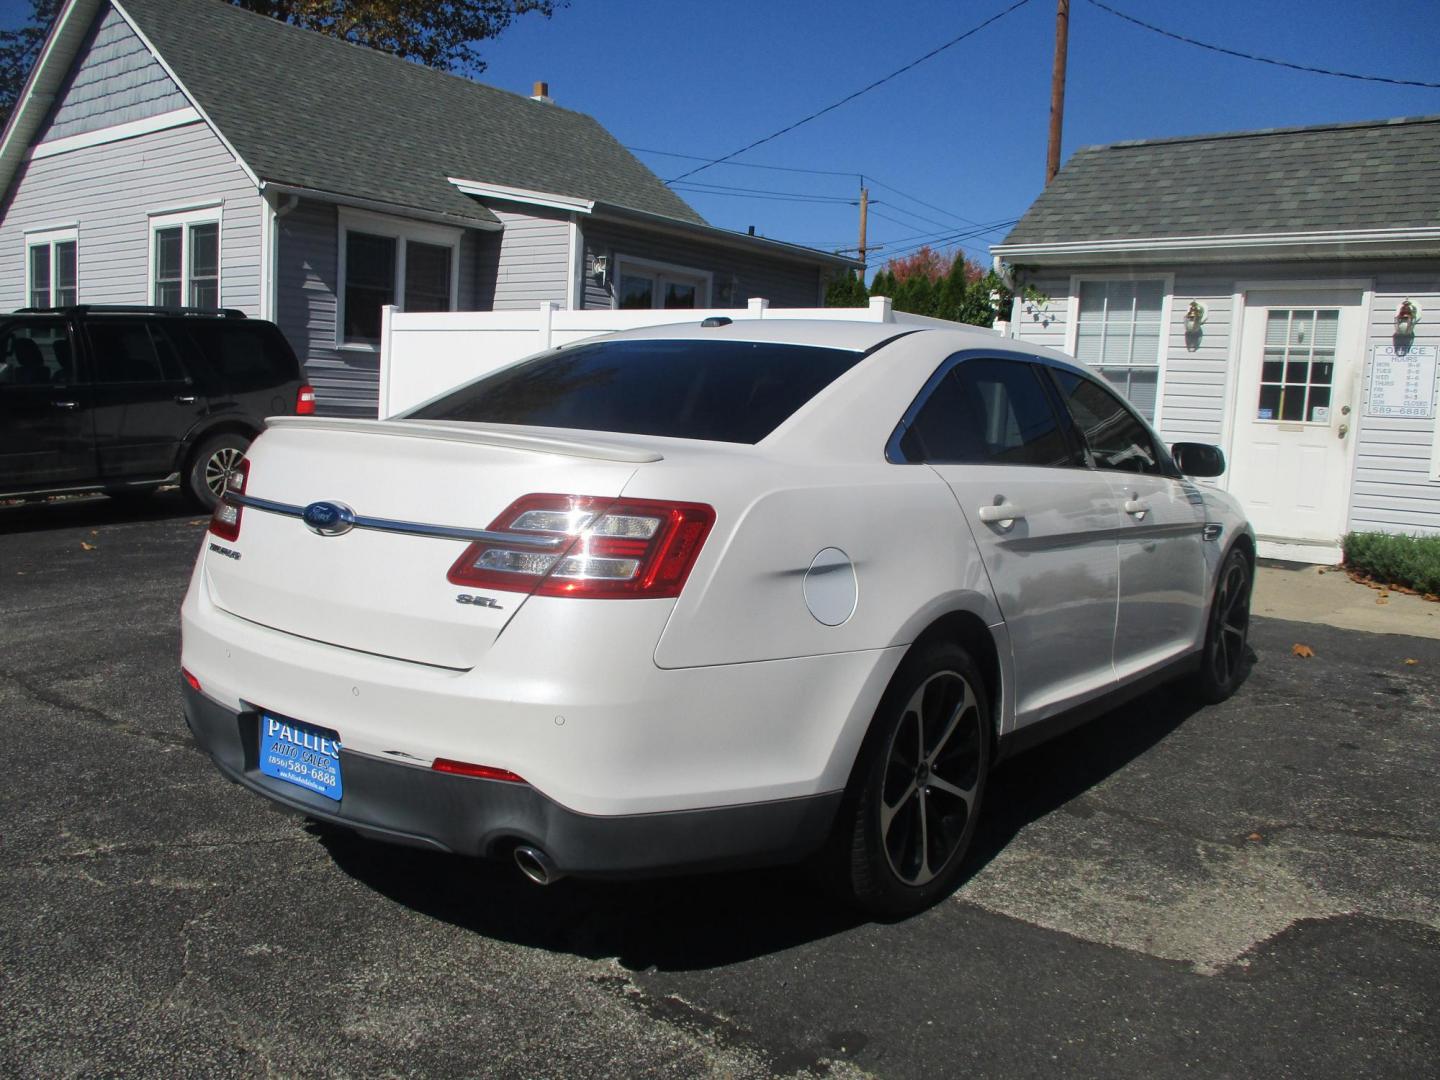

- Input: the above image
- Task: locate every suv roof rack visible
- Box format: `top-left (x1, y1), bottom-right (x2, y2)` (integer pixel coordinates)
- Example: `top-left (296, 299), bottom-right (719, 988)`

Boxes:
top-left (13, 304), bottom-right (248, 319)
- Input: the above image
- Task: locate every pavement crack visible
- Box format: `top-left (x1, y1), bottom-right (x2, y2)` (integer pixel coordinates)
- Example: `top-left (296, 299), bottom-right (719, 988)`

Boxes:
top-left (0, 668), bottom-right (191, 750)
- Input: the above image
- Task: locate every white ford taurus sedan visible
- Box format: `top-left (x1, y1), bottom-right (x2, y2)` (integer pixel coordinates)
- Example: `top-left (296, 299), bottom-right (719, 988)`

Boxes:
top-left (180, 318), bottom-right (1253, 915)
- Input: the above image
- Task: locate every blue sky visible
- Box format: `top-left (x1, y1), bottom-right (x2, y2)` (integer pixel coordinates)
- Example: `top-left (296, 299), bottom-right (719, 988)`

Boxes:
top-left (5, 0), bottom-right (1438, 274)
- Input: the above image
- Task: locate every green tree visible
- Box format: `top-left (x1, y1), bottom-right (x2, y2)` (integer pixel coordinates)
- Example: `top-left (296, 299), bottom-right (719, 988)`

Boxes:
top-left (0, 1), bottom-right (59, 128)
top-left (824, 271), bottom-right (868, 308)
top-left (231, 1), bottom-right (564, 75)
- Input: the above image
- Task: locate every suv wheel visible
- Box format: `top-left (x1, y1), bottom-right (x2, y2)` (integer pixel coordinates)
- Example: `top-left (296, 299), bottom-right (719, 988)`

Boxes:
top-left (1189, 546), bottom-right (1253, 704)
top-left (186, 432), bottom-right (250, 512)
top-left (830, 641), bottom-right (991, 917)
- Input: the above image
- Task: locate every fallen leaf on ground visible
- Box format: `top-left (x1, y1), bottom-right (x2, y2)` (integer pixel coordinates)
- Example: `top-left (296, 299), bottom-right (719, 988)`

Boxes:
top-left (188, 519), bottom-right (207, 526)
top-left (1246, 832), bottom-right (1263, 842)
top-left (1292, 643), bottom-right (1314, 658)
top-left (79, 541), bottom-right (96, 551)
top-left (1404, 658), bottom-right (1419, 666)
top-left (1377, 597), bottom-right (1389, 605)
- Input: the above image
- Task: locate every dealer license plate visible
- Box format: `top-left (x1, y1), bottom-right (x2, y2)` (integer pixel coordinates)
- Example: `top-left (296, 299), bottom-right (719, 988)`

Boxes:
top-left (258, 715), bottom-right (343, 801)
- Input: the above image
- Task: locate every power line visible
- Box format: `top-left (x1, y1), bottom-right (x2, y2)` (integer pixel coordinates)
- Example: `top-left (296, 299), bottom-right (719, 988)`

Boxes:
top-left (671, 185), bottom-right (859, 206)
top-left (868, 210), bottom-right (1018, 248)
top-left (628, 147), bottom-right (859, 179)
top-left (878, 219), bottom-right (1020, 263)
top-left (673, 179), bottom-right (859, 202)
top-left (666, 0), bottom-right (1035, 183)
top-left (863, 176), bottom-right (989, 230)
top-left (1086, 0), bottom-right (1440, 90)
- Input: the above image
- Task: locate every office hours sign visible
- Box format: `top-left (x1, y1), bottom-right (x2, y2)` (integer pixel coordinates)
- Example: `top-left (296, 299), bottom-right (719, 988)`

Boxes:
top-left (1367, 345), bottom-right (1437, 419)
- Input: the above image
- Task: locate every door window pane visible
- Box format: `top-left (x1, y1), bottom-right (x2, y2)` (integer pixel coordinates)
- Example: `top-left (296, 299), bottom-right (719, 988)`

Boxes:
top-left (188, 223), bottom-right (219, 309)
top-left (1256, 309), bottom-right (1339, 423)
top-left (343, 232), bottom-right (396, 344)
top-left (28, 245), bottom-right (50, 308)
top-left (403, 241), bottom-right (452, 312)
top-left (618, 274), bottom-right (654, 309)
top-left (901, 359), bottom-right (1078, 468)
top-left (88, 320), bottom-right (168, 382)
top-left (1050, 369), bottom-right (1162, 474)
top-left (664, 281), bottom-right (697, 309)
top-left (155, 227), bottom-right (183, 308)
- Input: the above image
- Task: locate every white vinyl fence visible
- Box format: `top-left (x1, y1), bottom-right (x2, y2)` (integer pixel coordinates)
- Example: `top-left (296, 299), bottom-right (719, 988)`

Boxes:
top-left (378, 296), bottom-right (979, 417)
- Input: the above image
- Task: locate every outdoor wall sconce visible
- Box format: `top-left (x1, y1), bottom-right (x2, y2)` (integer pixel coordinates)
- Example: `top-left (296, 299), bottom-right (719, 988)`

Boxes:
top-left (590, 255), bottom-right (608, 285)
top-left (1394, 298), bottom-right (1420, 338)
top-left (1183, 300), bottom-right (1207, 334)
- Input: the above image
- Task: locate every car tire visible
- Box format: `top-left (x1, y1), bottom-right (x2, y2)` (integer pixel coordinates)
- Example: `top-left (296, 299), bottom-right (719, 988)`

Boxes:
top-left (185, 432), bottom-right (250, 512)
top-left (830, 640), bottom-right (991, 917)
top-left (1189, 545), bottom-right (1253, 704)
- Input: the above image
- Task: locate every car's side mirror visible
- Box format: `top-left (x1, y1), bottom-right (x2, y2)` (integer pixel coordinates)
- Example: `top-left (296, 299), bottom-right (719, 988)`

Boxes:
top-left (1171, 442), bottom-right (1225, 477)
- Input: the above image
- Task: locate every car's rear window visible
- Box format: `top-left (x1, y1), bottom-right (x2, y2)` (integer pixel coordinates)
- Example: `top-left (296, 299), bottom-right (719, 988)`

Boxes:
top-left (183, 321), bottom-right (299, 393)
top-left (409, 339), bottom-right (867, 443)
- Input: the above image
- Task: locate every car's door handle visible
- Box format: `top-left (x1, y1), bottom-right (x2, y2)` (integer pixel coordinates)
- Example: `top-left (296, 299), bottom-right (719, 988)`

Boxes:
top-left (175, 395), bottom-right (197, 405)
top-left (50, 399), bottom-right (79, 410)
top-left (977, 503), bottom-right (1025, 526)
top-left (1123, 499), bottom-right (1148, 517)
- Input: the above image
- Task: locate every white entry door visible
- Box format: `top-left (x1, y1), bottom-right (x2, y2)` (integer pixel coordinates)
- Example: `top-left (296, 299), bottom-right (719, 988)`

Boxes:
top-left (1228, 288), bottom-right (1365, 561)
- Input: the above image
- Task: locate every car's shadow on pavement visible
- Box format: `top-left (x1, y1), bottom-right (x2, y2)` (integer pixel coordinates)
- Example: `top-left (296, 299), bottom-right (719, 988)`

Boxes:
top-left (317, 672), bottom-right (1243, 972)
top-left (0, 490), bottom-right (199, 534)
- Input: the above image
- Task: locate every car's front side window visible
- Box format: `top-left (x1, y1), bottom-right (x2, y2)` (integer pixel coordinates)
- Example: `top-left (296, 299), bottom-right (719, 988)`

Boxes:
top-left (898, 357), bottom-right (1080, 468)
top-left (1048, 368), bottom-right (1164, 475)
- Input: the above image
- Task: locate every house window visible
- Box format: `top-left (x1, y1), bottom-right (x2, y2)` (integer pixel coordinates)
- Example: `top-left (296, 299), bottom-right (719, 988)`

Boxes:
top-left (150, 209), bottom-right (221, 309)
top-left (614, 257), bottom-right (710, 310)
top-left (338, 209), bottom-right (459, 347)
top-left (26, 229), bottom-right (78, 308)
top-left (1074, 279), bottom-right (1165, 421)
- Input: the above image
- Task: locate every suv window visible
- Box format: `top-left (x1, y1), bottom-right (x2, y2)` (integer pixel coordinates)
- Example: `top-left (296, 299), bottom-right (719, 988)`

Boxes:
top-left (1049, 368), bottom-right (1164, 475)
top-left (0, 319), bottom-right (73, 386)
top-left (86, 320), bottom-right (182, 383)
top-left (899, 357), bottom-right (1078, 468)
top-left (185, 321), bottom-right (298, 393)
top-left (410, 339), bottom-right (867, 444)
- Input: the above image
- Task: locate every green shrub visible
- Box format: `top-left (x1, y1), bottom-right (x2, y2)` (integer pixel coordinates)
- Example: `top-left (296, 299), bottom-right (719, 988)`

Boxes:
top-left (1342, 531), bottom-right (1440, 597)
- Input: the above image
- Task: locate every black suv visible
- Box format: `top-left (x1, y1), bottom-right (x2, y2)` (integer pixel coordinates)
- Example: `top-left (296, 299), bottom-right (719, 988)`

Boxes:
top-left (0, 306), bottom-right (311, 511)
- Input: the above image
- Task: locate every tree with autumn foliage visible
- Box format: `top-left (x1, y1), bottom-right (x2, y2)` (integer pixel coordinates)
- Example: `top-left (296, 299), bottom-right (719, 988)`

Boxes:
top-left (828, 244), bottom-right (1023, 329)
top-left (0, 0), bottom-right (564, 126)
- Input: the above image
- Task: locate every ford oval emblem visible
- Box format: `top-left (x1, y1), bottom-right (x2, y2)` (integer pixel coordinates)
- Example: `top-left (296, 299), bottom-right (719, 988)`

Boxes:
top-left (302, 500), bottom-right (355, 537)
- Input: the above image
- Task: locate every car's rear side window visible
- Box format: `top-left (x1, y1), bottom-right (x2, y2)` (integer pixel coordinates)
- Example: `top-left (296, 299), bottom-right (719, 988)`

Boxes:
top-left (185, 322), bottom-right (299, 393)
top-left (410, 339), bottom-right (867, 443)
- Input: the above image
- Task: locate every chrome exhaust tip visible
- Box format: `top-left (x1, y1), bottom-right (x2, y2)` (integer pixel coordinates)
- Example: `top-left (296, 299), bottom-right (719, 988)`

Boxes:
top-left (513, 845), bottom-right (562, 886)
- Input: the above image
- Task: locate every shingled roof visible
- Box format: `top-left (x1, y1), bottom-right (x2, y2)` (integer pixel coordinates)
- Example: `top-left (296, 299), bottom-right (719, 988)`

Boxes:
top-left (998, 115), bottom-right (1440, 250)
top-left (119, 0), bottom-right (705, 229)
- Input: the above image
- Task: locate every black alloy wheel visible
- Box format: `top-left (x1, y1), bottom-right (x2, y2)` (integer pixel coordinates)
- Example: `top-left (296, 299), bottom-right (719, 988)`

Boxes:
top-left (1192, 546), bottom-right (1253, 703)
top-left (835, 641), bottom-right (991, 916)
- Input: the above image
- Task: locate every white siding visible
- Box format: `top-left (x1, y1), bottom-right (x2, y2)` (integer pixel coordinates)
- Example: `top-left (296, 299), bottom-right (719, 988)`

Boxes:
top-left (1351, 274), bottom-right (1440, 535)
top-left (475, 206), bottom-right (571, 310)
top-left (1010, 259), bottom-right (1440, 540)
top-left (1007, 274), bottom-right (1069, 353)
top-left (38, 3), bottom-right (188, 143)
top-left (0, 120), bottom-right (262, 312)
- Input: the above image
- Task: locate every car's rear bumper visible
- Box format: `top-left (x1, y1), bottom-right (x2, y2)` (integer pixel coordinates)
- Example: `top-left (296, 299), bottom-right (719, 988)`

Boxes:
top-left (182, 680), bottom-right (842, 877)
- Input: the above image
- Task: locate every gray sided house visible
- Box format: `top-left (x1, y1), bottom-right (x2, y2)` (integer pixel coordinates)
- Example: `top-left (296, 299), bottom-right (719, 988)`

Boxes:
top-left (0, 0), bottom-right (855, 416)
top-left (993, 116), bottom-right (1440, 563)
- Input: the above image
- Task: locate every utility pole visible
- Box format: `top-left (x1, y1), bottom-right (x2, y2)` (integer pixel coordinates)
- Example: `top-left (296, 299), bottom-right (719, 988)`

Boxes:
top-left (857, 186), bottom-right (869, 277)
top-left (1046, 0), bottom-right (1069, 185)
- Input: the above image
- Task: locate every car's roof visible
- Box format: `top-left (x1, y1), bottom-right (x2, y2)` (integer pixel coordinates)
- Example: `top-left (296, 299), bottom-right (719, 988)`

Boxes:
top-left (592, 317), bottom-right (1090, 375)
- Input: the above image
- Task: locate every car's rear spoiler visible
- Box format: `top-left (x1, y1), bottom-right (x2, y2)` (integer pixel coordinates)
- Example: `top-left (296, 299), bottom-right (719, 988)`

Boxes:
top-left (262, 416), bottom-right (664, 463)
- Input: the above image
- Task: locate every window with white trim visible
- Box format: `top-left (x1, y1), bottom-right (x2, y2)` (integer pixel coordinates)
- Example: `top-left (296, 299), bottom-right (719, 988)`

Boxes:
top-left (1074, 279), bottom-right (1165, 421)
top-left (338, 210), bottom-right (459, 347)
top-left (614, 256), bottom-right (710, 310)
top-left (26, 229), bottom-right (78, 308)
top-left (150, 208), bottom-right (221, 309)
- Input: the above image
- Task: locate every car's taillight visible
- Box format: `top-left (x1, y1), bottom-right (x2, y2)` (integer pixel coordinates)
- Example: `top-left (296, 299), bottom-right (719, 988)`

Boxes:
top-left (431, 759), bottom-right (526, 783)
top-left (448, 493), bottom-right (715, 600)
top-left (295, 384), bottom-right (316, 415)
top-left (208, 458), bottom-right (250, 542)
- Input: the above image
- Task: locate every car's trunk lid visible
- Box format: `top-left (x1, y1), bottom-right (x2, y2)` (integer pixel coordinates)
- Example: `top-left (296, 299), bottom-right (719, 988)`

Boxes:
top-left (204, 418), bottom-right (651, 668)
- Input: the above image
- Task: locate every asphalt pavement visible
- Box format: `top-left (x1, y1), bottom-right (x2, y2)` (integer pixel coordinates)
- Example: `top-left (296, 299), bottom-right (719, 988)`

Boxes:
top-left (1, 494), bottom-right (1436, 1078)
